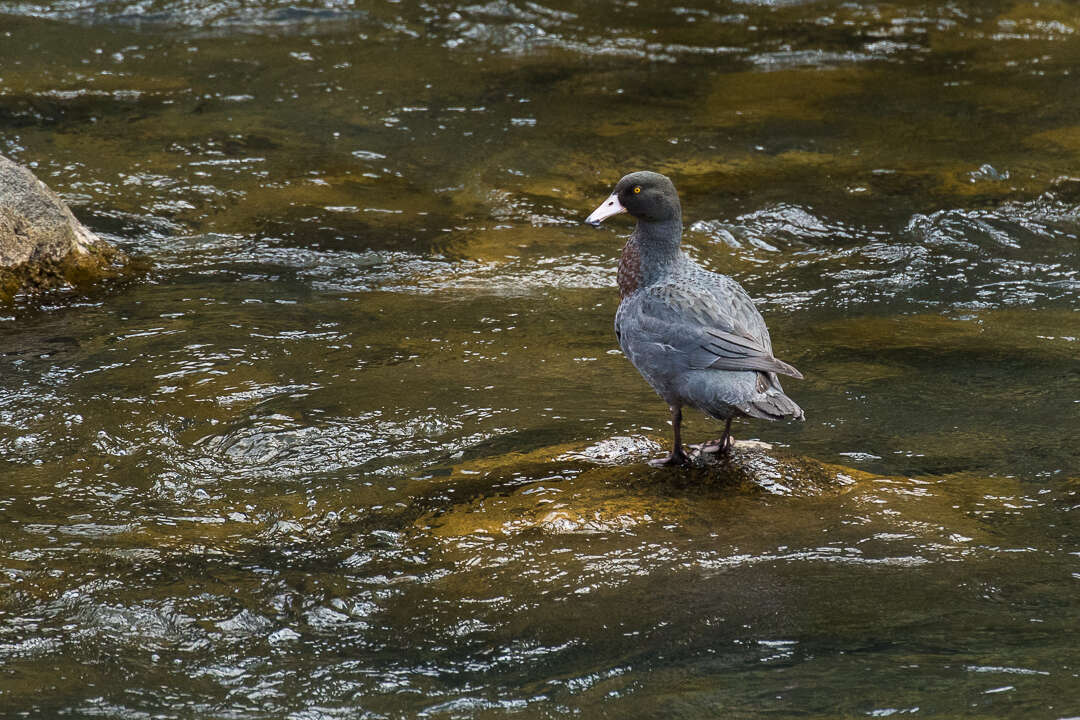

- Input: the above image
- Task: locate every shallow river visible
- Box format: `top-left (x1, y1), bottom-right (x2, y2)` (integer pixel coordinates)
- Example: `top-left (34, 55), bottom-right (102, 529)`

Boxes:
top-left (1, 0), bottom-right (1078, 717)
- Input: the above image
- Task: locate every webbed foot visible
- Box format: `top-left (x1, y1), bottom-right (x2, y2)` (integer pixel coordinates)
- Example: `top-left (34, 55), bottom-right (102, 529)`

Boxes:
top-left (699, 418), bottom-right (735, 455)
top-left (648, 446), bottom-right (690, 467)
top-left (699, 434), bottom-right (734, 455)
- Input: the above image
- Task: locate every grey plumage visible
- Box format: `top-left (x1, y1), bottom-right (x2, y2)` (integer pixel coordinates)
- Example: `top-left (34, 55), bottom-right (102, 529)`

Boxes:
top-left (587, 170), bottom-right (804, 465)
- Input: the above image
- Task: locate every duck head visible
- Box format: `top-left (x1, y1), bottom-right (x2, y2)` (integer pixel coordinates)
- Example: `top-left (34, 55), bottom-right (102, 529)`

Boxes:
top-left (586, 171), bottom-right (682, 226)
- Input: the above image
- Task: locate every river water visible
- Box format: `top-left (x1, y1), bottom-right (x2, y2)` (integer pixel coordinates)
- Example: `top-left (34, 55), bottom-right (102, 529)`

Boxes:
top-left (1, 0), bottom-right (1078, 717)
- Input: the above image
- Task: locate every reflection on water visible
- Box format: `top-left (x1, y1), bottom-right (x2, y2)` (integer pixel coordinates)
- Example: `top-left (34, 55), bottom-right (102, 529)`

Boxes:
top-left (1, 0), bottom-right (1079, 717)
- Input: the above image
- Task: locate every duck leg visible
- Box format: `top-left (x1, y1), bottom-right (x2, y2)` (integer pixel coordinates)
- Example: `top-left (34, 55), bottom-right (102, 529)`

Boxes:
top-left (701, 418), bottom-right (734, 455)
top-left (649, 405), bottom-right (690, 466)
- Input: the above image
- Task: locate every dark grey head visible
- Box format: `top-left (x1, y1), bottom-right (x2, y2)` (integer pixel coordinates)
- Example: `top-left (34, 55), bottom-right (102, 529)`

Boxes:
top-left (586, 171), bottom-right (682, 226)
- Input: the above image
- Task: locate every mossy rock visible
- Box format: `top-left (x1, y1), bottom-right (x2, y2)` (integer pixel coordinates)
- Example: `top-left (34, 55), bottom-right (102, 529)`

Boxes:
top-left (415, 436), bottom-right (868, 539)
top-left (1, 154), bottom-right (131, 303)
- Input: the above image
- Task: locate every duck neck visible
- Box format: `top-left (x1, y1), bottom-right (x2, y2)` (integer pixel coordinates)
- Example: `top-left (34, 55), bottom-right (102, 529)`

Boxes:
top-left (618, 218), bottom-right (683, 298)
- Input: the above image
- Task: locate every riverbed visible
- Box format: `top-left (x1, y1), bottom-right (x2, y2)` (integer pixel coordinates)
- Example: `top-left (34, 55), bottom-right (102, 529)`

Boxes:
top-left (1, 1), bottom-right (1078, 717)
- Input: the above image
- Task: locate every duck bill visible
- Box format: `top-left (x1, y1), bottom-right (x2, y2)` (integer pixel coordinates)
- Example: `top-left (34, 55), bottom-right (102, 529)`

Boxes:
top-left (586, 192), bottom-right (626, 225)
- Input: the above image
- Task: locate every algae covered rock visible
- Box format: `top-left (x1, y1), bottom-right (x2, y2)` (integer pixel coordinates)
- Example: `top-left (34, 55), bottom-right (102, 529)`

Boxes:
top-left (415, 436), bottom-right (865, 540)
top-left (1, 154), bottom-right (128, 303)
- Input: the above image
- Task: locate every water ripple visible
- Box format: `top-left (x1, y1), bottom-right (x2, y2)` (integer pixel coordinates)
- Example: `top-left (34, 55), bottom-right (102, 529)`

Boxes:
top-left (690, 197), bottom-right (1079, 312)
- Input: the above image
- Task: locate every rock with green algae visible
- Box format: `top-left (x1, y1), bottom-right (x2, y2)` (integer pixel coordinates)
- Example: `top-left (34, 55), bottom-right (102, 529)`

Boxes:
top-left (1, 154), bottom-right (128, 303)
top-left (415, 436), bottom-right (868, 538)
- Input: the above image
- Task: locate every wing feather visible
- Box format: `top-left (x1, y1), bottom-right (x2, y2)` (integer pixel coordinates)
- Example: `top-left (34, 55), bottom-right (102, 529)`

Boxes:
top-left (618, 282), bottom-right (802, 380)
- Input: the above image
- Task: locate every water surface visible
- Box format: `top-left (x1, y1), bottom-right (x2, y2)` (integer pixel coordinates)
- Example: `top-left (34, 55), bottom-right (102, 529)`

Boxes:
top-left (1, 1), bottom-right (1078, 717)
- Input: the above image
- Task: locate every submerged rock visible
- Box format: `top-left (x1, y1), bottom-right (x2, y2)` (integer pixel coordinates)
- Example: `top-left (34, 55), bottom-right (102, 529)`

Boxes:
top-left (0, 154), bottom-right (128, 303)
top-left (415, 437), bottom-right (866, 539)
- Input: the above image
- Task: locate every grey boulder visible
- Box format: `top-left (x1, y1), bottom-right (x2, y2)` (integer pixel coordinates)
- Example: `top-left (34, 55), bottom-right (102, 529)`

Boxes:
top-left (1, 154), bottom-right (127, 303)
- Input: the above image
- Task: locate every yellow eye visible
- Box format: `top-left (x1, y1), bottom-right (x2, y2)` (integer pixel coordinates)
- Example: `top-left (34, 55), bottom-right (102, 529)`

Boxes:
top-left (633, 186), bottom-right (641, 194)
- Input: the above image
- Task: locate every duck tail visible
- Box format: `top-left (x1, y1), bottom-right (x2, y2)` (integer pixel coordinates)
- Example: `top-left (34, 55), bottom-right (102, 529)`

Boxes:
top-left (741, 372), bottom-right (805, 421)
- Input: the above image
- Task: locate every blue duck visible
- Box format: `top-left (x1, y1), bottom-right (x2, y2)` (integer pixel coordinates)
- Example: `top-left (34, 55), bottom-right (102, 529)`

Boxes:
top-left (587, 171), bottom-right (804, 466)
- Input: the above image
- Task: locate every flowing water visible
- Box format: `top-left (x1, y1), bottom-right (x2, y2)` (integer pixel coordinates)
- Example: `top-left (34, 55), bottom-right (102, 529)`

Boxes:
top-left (1, 0), bottom-right (1078, 717)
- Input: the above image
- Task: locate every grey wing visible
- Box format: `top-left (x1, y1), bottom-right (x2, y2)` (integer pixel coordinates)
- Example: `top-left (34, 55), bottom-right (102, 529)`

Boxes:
top-left (629, 283), bottom-right (803, 379)
top-left (706, 273), bottom-right (774, 352)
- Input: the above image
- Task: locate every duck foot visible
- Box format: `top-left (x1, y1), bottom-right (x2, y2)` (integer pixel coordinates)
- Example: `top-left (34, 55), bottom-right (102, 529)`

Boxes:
top-left (698, 418), bottom-right (734, 455)
top-left (698, 435), bottom-right (733, 455)
top-left (648, 446), bottom-right (690, 467)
